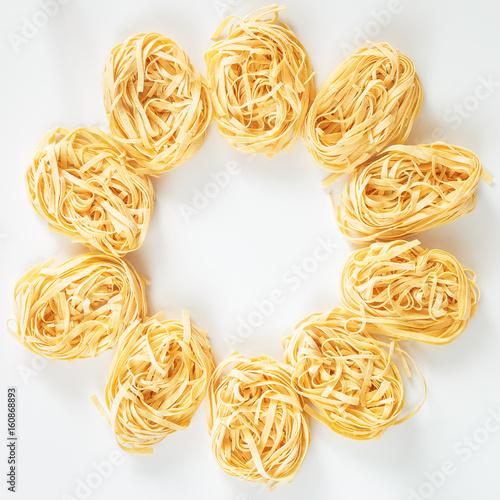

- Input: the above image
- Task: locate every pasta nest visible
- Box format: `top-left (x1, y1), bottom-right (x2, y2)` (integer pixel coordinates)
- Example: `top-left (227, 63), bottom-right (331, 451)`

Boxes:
top-left (206, 352), bottom-right (310, 489)
top-left (205, 5), bottom-right (314, 156)
top-left (283, 307), bottom-right (417, 440)
top-left (341, 240), bottom-right (479, 344)
top-left (26, 127), bottom-right (154, 257)
top-left (98, 312), bottom-right (214, 454)
top-left (337, 142), bottom-right (487, 242)
top-left (303, 42), bottom-right (423, 185)
top-left (103, 32), bottom-right (212, 174)
top-left (9, 253), bottom-right (147, 360)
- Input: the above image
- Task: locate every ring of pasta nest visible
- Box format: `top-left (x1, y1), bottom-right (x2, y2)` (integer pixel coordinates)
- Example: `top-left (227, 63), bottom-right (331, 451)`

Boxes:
top-left (337, 142), bottom-right (489, 243)
top-left (303, 42), bottom-right (423, 186)
top-left (283, 307), bottom-right (424, 440)
top-left (205, 5), bottom-right (314, 156)
top-left (9, 253), bottom-right (147, 360)
top-left (26, 127), bottom-right (154, 257)
top-left (340, 240), bottom-right (479, 344)
top-left (11, 4), bottom-right (488, 490)
top-left (206, 352), bottom-right (310, 489)
top-left (92, 311), bottom-right (214, 454)
top-left (103, 32), bottom-right (212, 175)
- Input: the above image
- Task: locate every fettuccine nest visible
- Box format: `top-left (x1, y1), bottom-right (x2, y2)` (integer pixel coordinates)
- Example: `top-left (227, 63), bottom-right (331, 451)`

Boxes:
top-left (340, 240), bottom-right (479, 344)
top-left (9, 253), bottom-right (147, 360)
top-left (205, 5), bottom-right (314, 156)
top-left (338, 142), bottom-right (487, 242)
top-left (103, 33), bottom-right (212, 174)
top-left (303, 42), bottom-right (423, 185)
top-left (206, 352), bottom-right (310, 489)
top-left (94, 312), bottom-right (214, 454)
top-left (26, 127), bottom-right (154, 257)
top-left (283, 307), bottom-right (421, 440)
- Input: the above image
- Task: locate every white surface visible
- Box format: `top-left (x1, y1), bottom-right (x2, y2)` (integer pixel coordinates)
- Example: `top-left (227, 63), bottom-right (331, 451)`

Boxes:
top-left (1, 0), bottom-right (500, 499)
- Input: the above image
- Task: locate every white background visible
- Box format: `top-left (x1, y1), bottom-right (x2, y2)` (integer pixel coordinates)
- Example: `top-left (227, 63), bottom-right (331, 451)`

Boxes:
top-left (1, 0), bottom-right (500, 499)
